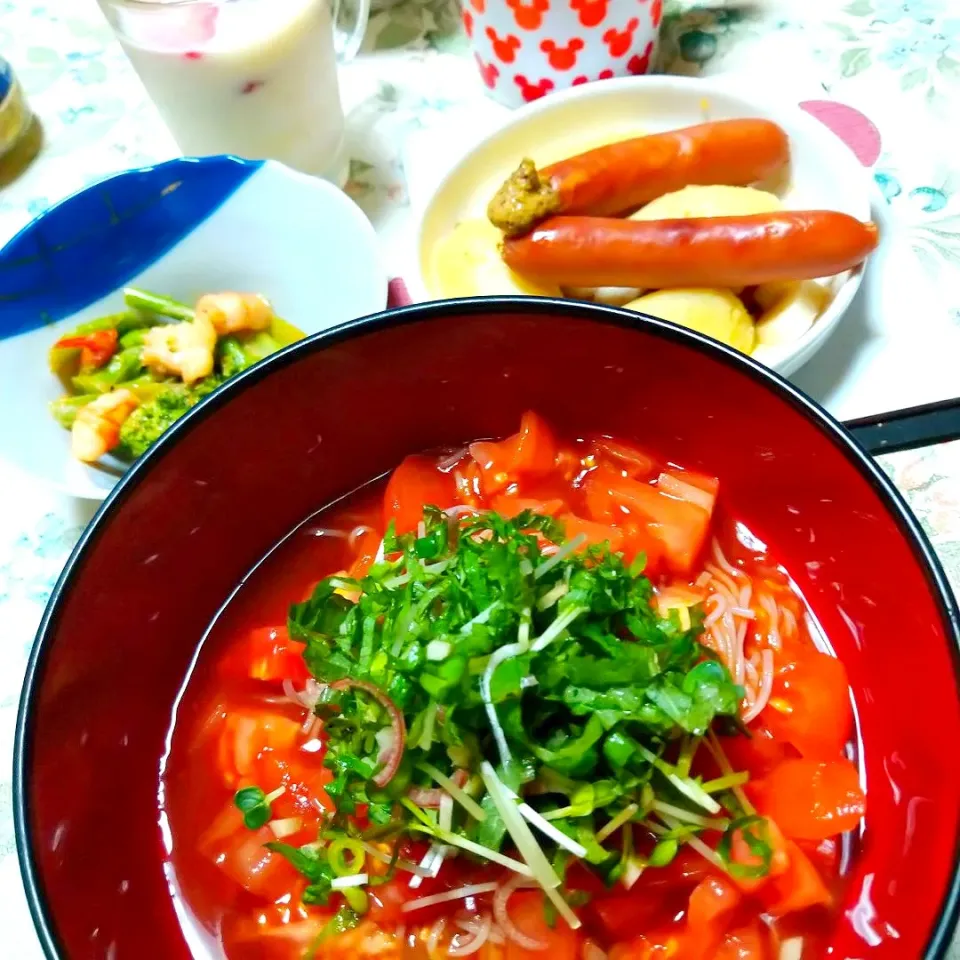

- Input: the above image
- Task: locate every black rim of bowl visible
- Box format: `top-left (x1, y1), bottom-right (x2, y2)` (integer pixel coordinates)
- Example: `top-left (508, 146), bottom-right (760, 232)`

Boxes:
top-left (15, 296), bottom-right (960, 958)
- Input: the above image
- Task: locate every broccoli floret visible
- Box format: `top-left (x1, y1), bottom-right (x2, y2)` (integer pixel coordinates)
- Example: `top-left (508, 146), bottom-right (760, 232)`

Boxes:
top-left (117, 376), bottom-right (222, 459)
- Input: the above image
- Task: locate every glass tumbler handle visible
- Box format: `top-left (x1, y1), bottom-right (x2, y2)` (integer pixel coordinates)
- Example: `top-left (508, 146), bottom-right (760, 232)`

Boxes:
top-left (332, 0), bottom-right (371, 61)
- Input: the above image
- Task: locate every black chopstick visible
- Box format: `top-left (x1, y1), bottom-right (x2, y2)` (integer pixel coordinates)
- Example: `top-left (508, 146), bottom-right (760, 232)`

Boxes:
top-left (843, 396), bottom-right (960, 456)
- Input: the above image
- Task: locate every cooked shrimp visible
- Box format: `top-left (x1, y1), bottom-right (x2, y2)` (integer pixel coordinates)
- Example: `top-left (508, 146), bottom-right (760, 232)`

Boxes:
top-left (141, 313), bottom-right (217, 385)
top-left (71, 388), bottom-right (140, 463)
top-left (195, 291), bottom-right (274, 335)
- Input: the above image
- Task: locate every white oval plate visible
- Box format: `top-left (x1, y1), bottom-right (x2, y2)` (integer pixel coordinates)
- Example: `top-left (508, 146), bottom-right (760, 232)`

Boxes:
top-left (413, 75), bottom-right (873, 377)
top-left (0, 157), bottom-right (388, 500)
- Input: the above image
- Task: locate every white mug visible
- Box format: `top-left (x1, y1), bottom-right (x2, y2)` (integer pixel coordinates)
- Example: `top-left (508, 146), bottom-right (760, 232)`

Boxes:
top-left (464, 0), bottom-right (662, 108)
top-left (97, 0), bottom-right (370, 185)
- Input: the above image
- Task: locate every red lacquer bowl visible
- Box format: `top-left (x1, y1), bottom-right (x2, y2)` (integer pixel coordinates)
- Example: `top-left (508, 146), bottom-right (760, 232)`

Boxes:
top-left (15, 298), bottom-right (960, 958)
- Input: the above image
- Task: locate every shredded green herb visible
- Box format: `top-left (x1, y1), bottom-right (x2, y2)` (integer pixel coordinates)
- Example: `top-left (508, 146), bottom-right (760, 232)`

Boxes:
top-left (263, 508), bottom-right (755, 919)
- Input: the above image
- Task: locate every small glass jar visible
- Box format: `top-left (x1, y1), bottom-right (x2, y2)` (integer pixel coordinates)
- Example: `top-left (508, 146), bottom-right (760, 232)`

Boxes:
top-left (0, 55), bottom-right (42, 185)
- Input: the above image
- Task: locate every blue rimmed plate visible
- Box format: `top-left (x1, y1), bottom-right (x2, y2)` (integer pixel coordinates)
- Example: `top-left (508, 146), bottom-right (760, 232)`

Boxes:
top-left (0, 156), bottom-right (388, 500)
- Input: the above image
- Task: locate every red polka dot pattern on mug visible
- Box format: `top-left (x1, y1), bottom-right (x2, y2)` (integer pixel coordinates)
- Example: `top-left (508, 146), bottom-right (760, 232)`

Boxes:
top-left (469, 0), bottom-right (661, 107)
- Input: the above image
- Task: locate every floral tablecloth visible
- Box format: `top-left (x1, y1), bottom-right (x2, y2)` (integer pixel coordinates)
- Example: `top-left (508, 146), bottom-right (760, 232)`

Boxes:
top-left (2, 0), bottom-right (959, 955)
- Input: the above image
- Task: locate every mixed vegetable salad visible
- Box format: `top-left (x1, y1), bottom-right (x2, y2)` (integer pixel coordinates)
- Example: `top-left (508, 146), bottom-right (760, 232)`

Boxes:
top-left (49, 286), bottom-right (301, 464)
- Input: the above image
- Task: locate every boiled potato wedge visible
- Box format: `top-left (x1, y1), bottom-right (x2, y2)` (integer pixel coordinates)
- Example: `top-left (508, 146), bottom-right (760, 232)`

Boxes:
top-left (631, 184), bottom-right (782, 221)
top-left (624, 288), bottom-right (756, 354)
top-left (754, 280), bottom-right (831, 346)
top-left (429, 218), bottom-right (561, 298)
top-left (564, 285), bottom-right (643, 306)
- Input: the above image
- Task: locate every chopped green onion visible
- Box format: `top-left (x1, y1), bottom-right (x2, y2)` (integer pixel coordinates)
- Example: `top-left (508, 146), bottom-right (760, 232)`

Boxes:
top-left (356, 840), bottom-right (429, 878)
top-left (402, 882), bottom-right (500, 913)
top-left (268, 816), bottom-right (303, 839)
top-left (656, 812), bottom-right (727, 871)
top-left (636, 744), bottom-right (721, 814)
top-left (331, 873), bottom-right (369, 888)
top-left (595, 803), bottom-right (639, 844)
top-left (400, 798), bottom-right (437, 828)
top-left (676, 735), bottom-right (700, 779)
top-left (407, 823), bottom-right (533, 876)
top-left (704, 732), bottom-right (755, 815)
top-left (536, 580), bottom-right (569, 610)
top-left (426, 640), bottom-right (452, 661)
top-left (530, 605), bottom-right (587, 653)
top-left (501, 784), bottom-right (587, 858)
top-left (534, 534), bottom-right (586, 579)
top-left (459, 601), bottom-right (501, 633)
top-left (652, 800), bottom-right (730, 830)
top-left (328, 838), bottom-right (366, 876)
top-left (480, 762), bottom-right (562, 890)
top-left (622, 856), bottom-right (645, 889)
top-left (439, 793), bottom-right (454, 834)
top-left (418, 761), bottom-right (487, 822)
top-left (342, 887), bottom-right (369, 914)
top-left (542, 885), bottom-right (583, 930)
top-left (701, 770), bottom-right (751, 794)
top-left (417, 702), bottom-right (438, 751)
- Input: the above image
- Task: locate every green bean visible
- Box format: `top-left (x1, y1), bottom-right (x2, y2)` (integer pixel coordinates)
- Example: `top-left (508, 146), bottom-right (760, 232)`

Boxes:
top-left (236, 330), bottom-right (281, 365)
top-left (123, 286), bottom-right (194, 322)
top-left (71, 347), bottom-right (144, 394)
top-left (71, 311), bottom-right (136, 336)
top-left (217, 335), bottom-right (248, 378)
top-left (119, 328), bottom-right (147, 350)
top-left (49, 394), bottom-right (96, 429)
top-left (123, 376), bottom-right (178, 403)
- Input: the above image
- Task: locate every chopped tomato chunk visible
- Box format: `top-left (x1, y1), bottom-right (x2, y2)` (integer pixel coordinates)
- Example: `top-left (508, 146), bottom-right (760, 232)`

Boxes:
top-left (217, 710), bottom-right (302, 787)
top-left (761, 839), bottom-right (832, 917)
top-left (657, 469), bottom-right (719, 512)
top-left (685, 874), bottom-right (742, 954)
top-left (469, 411), bottom-right (557, 496)
top-left (763, 649), bottom-right (853, 759)
top-left (503, 891), bottom-right (581, 960)
top-left (199, 804), bottom-right (295, 899)
top-left (222, 902), bottom-right (332, 957)
top-left (591, 438), bottom-right (657, 479)
top-left (560, 513), bottom-right (625, 553)
top-left (587, 849), bottom-right (711, 942)
top-left (718, 725), bottom-right (796, 780)
top-left (751, 757), bottom-right (865, 841)
top-left (384, 455), bottom-right (454, 534)
top-left (584, 470), bottom-right (715, 573)
top-left (492, 495), bottom-right (567, 519)
top-left (714, 921), bottom-right (772, 960)
top-left (620, 520), bottom-right (666, 574)
top-left (724, 817), bottom-right (790, 895)
top-left (582, 464), bottom-right (627, 523)
top-left (244, 626), bottom-right (311, 683)
top-left (609, 930), bottom-right (685, 960)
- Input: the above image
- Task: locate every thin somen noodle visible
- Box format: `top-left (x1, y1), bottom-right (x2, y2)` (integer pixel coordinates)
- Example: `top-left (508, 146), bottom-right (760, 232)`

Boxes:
top-left (698, 538), bottom-right (801, 720)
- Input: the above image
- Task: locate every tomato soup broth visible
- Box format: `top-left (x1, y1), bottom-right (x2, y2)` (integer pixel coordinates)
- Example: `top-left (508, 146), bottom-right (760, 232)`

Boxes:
top-left (162, 413), bottom-right (863, 960)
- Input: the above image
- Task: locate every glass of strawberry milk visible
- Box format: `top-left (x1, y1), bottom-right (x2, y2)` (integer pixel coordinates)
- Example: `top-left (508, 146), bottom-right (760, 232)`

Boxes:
top-left (96, 0), bottom-right (370, 186)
